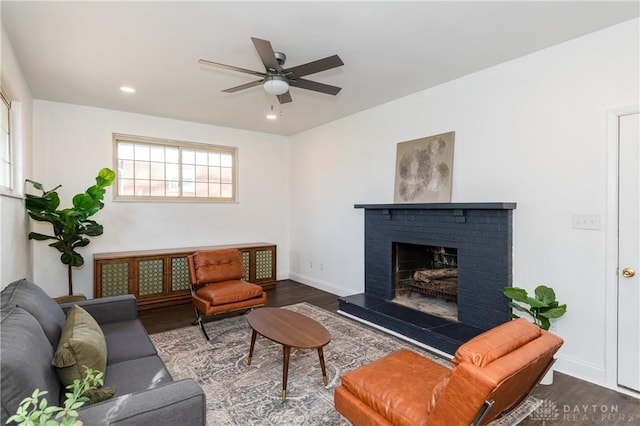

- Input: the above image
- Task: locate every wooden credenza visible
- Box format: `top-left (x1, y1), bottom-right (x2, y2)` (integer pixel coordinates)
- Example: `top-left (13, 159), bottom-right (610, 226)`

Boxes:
top-left (93, 243), bottom-right (277, 310)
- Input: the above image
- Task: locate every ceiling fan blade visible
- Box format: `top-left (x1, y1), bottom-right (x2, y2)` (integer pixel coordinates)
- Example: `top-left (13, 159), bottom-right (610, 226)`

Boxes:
top-left (283, 55), bottom-right (344, 78)
top-left (277, 91), bottom-right (292, 104)
top-left (289, 78), bottom-right (342, 96)
top-left (251, 37), bottom-right (281, 72)
top-left (198, 59), bottom-right (265, 77)
top-left (222, 79), bottom-right (264, 93)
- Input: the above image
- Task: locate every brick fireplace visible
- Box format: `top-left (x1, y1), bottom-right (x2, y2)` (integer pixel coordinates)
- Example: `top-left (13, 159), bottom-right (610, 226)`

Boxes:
top-left (338, 202), bottom-right (516, 355)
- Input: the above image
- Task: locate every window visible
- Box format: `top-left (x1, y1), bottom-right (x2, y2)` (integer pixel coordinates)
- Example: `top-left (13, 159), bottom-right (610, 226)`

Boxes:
top-left (0, 87), bottom-right (12, 192)
top-left (114, 134), bottom-right (237, 202)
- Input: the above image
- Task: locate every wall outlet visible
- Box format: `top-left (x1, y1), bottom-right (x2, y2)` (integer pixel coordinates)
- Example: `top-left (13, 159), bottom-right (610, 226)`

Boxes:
top-left (309, 261), bottom-right (313, 269)
top-left (572, 213), bottom-right (601, 230)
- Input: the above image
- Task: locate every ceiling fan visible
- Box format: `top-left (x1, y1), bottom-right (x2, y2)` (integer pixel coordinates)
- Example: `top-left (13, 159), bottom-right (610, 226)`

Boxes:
top-left (198, 37), bottom-right (344, 104)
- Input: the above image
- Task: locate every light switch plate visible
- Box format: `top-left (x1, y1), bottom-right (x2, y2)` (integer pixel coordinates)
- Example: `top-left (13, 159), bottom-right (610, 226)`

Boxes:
top-left (572, 214), bottom-right (601, 230)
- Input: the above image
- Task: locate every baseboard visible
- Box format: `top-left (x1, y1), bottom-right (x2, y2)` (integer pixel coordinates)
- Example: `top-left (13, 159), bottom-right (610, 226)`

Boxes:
top-left (287, 273), bottom-right (353, 297)
top-left (555, 355), bottom-right (640, 398)
top-left (555, 355), bottom-right (606, 385)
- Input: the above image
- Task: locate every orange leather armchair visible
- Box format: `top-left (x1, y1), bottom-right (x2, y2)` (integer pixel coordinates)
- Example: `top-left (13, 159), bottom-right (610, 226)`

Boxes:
top-left (188, 248), bottom-right (267, 340)
top-left (334, 318), bottom-right (563, 426)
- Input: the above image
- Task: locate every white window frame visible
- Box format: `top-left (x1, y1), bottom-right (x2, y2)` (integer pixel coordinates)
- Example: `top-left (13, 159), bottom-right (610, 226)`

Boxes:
top-left (0, 87), bottom-right (13, 194)
top-left (113, 133), bottom-right (238, 202)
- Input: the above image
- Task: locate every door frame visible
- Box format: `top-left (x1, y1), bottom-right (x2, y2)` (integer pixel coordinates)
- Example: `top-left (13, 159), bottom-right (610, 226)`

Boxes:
top-left (605, 105), bottom-right (639, 396)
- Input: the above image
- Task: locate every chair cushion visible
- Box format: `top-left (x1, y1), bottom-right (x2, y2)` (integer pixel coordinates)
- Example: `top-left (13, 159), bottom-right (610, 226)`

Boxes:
top-left (340, 349), bottom-right (449, 426)
top-left (0, 279), bottom-right (66, 348)
top-left (425, 374), bottom-right (450, 414)
top-left (189, 249), bottom-right (244, 285)
top-left (52, 305), bottom-right (107, 387)
top-left (453, 318), bottom-right (541, 367)
top-left (195, 280), bottom-right (264, 306)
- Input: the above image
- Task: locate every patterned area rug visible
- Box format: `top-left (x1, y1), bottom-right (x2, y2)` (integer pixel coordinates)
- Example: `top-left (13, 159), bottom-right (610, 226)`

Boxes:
top-left (150, 303), bottom-right (540, 425)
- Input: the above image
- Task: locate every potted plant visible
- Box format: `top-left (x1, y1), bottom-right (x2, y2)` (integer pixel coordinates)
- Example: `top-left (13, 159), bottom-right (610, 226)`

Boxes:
top-left (503, 284), bottom-right (567, 384)
top-left (503, 284), bottom-right (567, 331)
top-left (7, 368), bottom-right (105, 426)
top-left (25, 168), bottom-right (116, 296)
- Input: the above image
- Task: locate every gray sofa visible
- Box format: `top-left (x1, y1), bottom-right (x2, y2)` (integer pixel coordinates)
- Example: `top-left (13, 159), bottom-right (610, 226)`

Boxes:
top-left (1, 279), bottom-right (205, 425)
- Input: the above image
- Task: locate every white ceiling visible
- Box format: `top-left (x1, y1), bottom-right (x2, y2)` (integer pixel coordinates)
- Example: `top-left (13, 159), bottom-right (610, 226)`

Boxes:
top-left (2, 1), bottom-right (638, 136)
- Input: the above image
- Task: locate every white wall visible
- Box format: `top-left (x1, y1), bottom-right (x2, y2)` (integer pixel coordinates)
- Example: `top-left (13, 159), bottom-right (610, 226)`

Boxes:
top-left (31, 101), bottom-right (290, 297)
top-left (289, 19), bottom-right (639, 392)
top-left (1, 25), bottom-right (33, 287)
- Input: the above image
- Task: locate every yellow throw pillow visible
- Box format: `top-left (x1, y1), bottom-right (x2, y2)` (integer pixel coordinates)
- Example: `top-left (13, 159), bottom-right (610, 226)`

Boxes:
top-left (51, 305), bottom-right (107, 387)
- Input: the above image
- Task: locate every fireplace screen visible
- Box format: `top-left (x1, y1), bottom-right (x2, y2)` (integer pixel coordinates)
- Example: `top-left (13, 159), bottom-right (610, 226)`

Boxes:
top-left (393, 242), bottom-right (458, 319)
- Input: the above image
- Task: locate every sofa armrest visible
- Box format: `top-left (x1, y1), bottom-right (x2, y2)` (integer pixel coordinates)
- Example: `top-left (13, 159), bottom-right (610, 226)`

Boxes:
top-left (59, 295), bottom-right (138, 324)
top-left (78, 379), bottom-right (205, 425)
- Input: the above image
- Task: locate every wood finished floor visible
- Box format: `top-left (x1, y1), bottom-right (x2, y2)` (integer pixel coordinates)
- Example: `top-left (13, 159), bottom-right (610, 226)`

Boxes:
top-left (140, 280), bottom-right (639, 425)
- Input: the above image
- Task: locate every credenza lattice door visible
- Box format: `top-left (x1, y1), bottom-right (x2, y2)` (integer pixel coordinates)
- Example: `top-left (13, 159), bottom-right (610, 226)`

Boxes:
top-left (100, 262), bottom-right (129, 297)
top-left (171, 257), bottom-right (191, 292)
top-left (94, 243), bottom-right (277, 310)
top-left (255, 249), bottom-right (273, 281)
top-left (138, 258), bottom-right (164, 296)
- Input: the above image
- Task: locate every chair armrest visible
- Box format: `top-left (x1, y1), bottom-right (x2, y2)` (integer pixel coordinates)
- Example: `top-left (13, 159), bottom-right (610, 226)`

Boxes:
top-left (78, 379), bottom-right (205, 425)
top-left (59, 295), bottom-right (138, 324)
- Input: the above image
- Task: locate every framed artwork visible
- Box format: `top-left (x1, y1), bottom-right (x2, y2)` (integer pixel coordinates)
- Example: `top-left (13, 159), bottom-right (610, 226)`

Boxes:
top-left (394, 132), bottom-right (455, 203)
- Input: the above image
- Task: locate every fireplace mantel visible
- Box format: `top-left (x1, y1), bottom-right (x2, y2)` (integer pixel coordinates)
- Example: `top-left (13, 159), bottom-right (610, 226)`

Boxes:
top-left (355, 202), bottom-right (516, 210)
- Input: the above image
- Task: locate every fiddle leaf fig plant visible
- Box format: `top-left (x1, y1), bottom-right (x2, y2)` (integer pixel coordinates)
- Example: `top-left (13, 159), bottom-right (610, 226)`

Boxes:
top-left (25, 168), bottom-right (116, 296)
top-left (503, 285), bottom-right (567, 331)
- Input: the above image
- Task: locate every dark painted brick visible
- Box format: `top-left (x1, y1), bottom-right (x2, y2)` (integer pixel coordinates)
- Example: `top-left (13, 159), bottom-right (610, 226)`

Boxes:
top-left (360, 204), bottom-right (514, 333)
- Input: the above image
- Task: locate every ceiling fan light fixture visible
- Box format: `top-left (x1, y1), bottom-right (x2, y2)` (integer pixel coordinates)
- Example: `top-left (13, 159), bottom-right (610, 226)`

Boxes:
top-left (263, 75), bottom-right (289, 96)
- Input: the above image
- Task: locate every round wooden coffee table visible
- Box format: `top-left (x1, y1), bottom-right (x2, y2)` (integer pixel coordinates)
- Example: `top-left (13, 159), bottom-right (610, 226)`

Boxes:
top-left (246, 307), bottom-right (331, 400)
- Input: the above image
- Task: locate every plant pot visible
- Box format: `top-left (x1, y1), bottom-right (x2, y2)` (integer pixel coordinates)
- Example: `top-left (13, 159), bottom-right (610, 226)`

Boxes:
top-left (539, 367), bottom-right (554, 385)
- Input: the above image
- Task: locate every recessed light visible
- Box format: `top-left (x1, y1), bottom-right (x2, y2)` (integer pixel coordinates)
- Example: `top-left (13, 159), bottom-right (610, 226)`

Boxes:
top-left (120, 86), bottom-right (136, 93)
top-left (266, 105), bottom-right (278, 120)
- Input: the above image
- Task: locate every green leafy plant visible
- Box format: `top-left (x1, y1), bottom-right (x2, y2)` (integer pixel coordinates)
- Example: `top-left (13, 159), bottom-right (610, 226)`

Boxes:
top-left (25, 168), bottom-right (116, 295)
top-left (7, 368), bottom-right (104, 426)
top-left (503, 285), bottom-right (567, 330)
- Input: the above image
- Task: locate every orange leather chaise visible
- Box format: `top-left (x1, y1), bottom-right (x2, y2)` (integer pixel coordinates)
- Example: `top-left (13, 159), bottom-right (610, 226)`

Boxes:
top-left (334, 318), bottom-right (563, 426)
top-left (188, 248), bottom-right (267, 340)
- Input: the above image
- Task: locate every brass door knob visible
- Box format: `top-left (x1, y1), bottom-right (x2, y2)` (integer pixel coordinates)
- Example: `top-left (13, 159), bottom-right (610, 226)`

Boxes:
top-left (622, 268), bottom-right (636, 278)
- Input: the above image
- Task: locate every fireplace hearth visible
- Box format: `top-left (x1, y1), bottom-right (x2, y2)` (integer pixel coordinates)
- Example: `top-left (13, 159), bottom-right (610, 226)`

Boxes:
top-left (339, 202), bottom-right (516, 355)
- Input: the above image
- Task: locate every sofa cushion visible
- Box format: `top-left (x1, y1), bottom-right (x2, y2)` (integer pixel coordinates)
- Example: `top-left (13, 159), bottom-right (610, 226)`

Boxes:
top-left (52, 305), bottom-right (107, 387)
top-left (100, 320), bottom-right (157, 364)
top-left (0, 279), bottom-right (66, 348)
top-left (105, 356), bottom-right (173, 396)
top-left (453, 318), bottom-right (541, 367)
top-left (1, 306), bottom-right (61, 423)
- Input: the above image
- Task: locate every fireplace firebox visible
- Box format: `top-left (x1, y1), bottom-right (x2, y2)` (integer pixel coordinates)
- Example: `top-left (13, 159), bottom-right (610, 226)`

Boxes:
top-left (339, 202), bottom-right (516, 355)
top-left (393, 243), bottom-right (459, 320)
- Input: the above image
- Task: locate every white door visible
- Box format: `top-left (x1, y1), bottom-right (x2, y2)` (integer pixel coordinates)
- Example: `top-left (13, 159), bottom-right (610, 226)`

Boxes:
top-left (617, 112), bottom-right (640, 392)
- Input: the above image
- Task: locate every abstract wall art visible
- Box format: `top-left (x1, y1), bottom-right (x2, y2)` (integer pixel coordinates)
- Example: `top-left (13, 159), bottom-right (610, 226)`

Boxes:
top-left (394, 132), bottom-right (455, 203)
